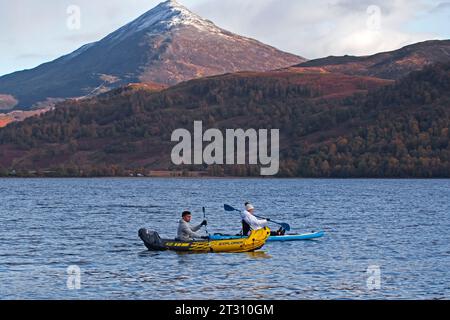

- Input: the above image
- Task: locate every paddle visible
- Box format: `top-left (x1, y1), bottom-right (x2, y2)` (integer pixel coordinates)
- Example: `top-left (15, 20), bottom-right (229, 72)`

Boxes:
top-left (223, 204), bottom-right (291, 232)
top-left (202, 206), bottom-right (209, 236)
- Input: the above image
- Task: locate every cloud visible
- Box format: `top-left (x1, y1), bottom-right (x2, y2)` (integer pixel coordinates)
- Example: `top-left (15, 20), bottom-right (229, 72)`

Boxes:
top-left (60, 32), bottom-right (105, 44)
top-left (192, 0), bottom-right (445, 58)
top-left (16, 53), bottom-right (52, 60)
top-left (0, 0), bottom-right (448, 76)
top-left (430, 1), bottom-right (450, 13)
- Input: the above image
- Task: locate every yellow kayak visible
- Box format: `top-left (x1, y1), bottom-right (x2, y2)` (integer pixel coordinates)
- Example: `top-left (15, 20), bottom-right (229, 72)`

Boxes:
top-left (139, 227), bottom-right (270, 253)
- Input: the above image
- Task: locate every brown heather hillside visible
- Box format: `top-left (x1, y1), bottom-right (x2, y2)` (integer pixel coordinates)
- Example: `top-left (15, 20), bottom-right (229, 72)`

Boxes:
top-left (0, 116), bottom-right (13, 128)
top-left (298, 40), bottom-right (450, 80)
top-left (0, 63), bottom-right (448, 177)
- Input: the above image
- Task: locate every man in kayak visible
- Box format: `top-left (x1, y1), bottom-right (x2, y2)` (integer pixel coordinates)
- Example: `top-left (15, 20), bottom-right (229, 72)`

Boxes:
top-left (242, 203), bottom-right (285, 236)
top-left (176, 211), bottom-right (208, 241)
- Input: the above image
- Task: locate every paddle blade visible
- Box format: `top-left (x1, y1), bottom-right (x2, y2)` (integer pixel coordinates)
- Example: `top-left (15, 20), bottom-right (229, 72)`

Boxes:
top-left (202, 207), bottom-right (205, 214)
top-left (280, 223), bottom-right (291, 232)
top-left (224, 204), bottom-right (237, 212)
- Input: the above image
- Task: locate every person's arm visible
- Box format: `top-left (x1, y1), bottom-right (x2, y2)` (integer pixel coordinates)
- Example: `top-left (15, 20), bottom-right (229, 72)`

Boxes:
top-left (183, 223), bottom-right (203, 239)
top-left (251, 215), bottom-right (268, 229)
top-left (243, 212), bottom-right (268, 229)
top-left (191, 222), bottom-right (203, 232)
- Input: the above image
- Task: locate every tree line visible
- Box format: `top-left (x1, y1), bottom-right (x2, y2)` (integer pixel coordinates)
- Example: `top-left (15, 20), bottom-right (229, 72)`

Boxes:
top-left (0, 63), bottom-right (449, 177)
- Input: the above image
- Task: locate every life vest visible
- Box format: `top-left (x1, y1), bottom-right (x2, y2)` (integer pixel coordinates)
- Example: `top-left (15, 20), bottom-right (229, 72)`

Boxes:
top-left (242, 220), bottom-right (251, 236)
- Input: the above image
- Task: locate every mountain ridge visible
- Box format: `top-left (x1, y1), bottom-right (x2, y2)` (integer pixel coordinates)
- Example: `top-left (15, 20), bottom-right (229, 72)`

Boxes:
top-left (297, 40), bottom-right (450, 80)
top-left (0, 62), bottom-right (448, 177)
top-left (0, 0), bottom-right (304, 110)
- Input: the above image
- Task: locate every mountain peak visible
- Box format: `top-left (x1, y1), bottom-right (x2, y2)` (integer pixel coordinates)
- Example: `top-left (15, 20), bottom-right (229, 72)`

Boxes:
top-left (106, 0), bottom-right (219, 42)
top-left (154, 0), bottom-right (197, 20)
top-left (0, 0), bottom-right (305, 109)
top-left (164, 0), bottom-right (184, 8)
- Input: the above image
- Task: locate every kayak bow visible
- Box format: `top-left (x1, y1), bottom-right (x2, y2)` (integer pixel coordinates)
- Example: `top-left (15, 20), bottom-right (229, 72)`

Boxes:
top-left (209, 231), bottom-right (325, 242)
top-left (139, 227), bottom-right (271, 253)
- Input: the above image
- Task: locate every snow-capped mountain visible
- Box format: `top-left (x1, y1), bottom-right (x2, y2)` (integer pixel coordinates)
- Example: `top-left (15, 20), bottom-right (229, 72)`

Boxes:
top-left (0, 0), bottom-right (305, 110)
top-left (104, 0), bottom-right (225, 41)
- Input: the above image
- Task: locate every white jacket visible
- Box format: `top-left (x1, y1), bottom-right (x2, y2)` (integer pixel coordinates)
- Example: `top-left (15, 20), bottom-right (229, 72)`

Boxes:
top-left (240, 210), bottom-right (268, 232)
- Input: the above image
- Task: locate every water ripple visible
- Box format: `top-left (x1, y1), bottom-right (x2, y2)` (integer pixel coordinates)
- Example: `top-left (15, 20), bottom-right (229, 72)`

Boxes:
top-left (0, 178), bottom-right (449, 299)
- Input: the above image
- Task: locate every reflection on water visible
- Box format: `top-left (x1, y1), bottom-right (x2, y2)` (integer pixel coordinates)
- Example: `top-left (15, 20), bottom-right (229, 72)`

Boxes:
top-left (245, 251), bottom-right (272, 259)
top-left (0, 178), bottom-right (449, 299)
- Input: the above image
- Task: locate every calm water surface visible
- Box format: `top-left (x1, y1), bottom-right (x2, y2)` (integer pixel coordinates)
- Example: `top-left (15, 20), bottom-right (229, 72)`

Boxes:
top-left (0, 178), bottom-right (449, 300)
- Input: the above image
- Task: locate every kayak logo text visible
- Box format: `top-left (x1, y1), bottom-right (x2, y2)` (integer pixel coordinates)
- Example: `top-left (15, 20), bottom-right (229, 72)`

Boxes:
top-left (171, 121), bottom-right (279, 176)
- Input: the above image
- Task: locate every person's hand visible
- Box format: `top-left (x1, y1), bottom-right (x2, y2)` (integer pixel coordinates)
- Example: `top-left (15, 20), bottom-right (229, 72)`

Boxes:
top-left (201, 220), bottom-right (208, 226)
top-left (266, 218), bottom-right (271, 222)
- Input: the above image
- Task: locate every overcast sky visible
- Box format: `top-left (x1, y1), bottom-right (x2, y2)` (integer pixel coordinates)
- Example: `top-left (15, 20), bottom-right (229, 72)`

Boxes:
top-left (0, 0), bottom-right (449, 76)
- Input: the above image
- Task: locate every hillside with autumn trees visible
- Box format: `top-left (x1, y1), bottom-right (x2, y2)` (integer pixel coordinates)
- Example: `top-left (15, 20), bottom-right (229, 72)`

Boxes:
top-left (295, 63), bottom-right (450, 177)
top-left (0, 63), bottom-right (448, 177)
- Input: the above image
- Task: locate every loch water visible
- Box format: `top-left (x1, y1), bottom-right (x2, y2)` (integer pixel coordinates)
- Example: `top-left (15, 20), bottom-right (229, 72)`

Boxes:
top-left (0, 178), bottom-right (449, 299)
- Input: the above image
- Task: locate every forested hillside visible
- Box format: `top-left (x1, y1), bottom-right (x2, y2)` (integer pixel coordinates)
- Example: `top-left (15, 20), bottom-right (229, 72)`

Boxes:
top-left (295, 63), bottom-right (450, 177)
top-left (0, 64), bottom-right (448, 177)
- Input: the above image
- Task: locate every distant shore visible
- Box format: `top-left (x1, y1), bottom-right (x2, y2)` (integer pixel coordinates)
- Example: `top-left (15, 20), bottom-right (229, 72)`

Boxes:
top-left (1, 175), bottom-right (448, 180)
top-left (1, 168), bottom-right (449, 179)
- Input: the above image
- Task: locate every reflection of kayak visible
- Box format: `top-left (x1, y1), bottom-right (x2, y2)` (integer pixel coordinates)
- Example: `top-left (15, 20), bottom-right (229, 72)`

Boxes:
top-left (209, 231), bottom-right (325, 242)
top-left (138, 227), bottom-right (271, 253)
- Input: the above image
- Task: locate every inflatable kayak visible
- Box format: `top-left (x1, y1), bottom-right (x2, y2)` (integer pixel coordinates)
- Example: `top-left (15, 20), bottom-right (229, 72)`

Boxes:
top-left (139, 227), bottom-right (271, 253)
top-left (209, 231), bottom-right (325, 242)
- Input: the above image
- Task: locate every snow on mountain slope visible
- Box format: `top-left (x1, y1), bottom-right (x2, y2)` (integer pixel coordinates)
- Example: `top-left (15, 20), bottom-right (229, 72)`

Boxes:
top-left (0, 0), bottom-right (305, 110)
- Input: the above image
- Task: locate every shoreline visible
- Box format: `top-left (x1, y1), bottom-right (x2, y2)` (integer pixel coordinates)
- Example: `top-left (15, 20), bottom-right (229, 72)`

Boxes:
top-left (0, 176), bottom-right (449, 180)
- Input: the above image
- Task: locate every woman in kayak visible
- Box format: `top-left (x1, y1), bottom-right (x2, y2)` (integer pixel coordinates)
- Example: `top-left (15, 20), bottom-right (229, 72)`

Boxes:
top-left (176, 211), bottom-right (208, 241)
top-left (242, 203), bottom-right (285, 236)
top-left (241, 203), bottom-right (269, 236)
